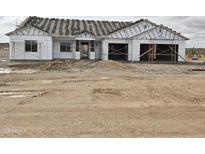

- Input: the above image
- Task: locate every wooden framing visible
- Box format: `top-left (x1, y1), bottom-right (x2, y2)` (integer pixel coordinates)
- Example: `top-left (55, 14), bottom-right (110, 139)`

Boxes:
top-left (169, 45), bottom-right (187, 63)
top-left (139, 44), bottom-right (179, 63)
top-left (109, 45), bottom-right (128, 55)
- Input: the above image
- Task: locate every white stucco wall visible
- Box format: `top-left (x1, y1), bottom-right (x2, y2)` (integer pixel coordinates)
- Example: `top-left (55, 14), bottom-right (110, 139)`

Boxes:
top-left (178, 42), bottom-right (186, 62)
top-left (128, 40), bottom-right (133, 61)
top-left (53, 39), bottom-right (101, 60)
top-left (95, 41), bottom-right (101, 59)
top-left (131, 40), bottom-right (140, 61)
top-left (9, 35), bottom-right (53, 60)
top-left (89, 52), bottom-right (95, 60)
top-left (9, 35), bottom-right (186, 62)
top-left (53, 40), bottom-right (75, 59)
top-left (74, 52), bottom-right (80, 60)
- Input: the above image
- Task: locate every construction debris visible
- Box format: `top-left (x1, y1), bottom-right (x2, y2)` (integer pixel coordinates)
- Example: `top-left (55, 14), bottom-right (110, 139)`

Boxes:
top-left (191, 68), bottom-right (205, 71)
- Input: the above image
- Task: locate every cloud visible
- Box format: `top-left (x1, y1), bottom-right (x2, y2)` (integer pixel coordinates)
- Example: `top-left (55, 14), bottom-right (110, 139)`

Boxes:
top-left (0, 16), bottom-right (25, 42)
top-left (0, 16), bottom-right (205, 47)
top-left (146, 16), bottom-right (205, 47)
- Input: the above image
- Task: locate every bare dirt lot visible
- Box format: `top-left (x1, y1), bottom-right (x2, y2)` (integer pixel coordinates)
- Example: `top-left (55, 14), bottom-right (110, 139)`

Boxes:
top-left (0, 58), bottom-right (205, 138)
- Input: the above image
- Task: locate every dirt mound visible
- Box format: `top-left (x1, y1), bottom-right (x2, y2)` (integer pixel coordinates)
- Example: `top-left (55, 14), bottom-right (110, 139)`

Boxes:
top-left (95, 60), bottom-right (133, 70)
top-left (40, 60), bottom-right (93, 70)
top-left (40, 60), bottom-right (133, 71)
top-left (8, 60), bottom-right (133, 71)
top-left (93, 88), bottom-right (120, 96)
top-left (40, 60), bottom-right (66, 70)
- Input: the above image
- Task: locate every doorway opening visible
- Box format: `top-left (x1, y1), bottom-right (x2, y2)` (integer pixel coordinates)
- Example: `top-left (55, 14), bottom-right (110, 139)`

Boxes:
top-left (80, 42), bottom-right (89, 59)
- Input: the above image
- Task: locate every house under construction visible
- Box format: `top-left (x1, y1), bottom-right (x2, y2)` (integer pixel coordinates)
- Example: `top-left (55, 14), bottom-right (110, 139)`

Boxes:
top-left (6, 16), bottom-right (188, 62)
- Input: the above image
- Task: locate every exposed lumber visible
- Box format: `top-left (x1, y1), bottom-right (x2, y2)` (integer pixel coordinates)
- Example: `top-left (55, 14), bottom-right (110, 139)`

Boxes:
top-left (169, 46), bottom-right (187, 63)
top-left (109, 46), bottom-right (127, 54)
top-left (153, 44), bottom-right (156, 59)
top-left (192, 68), bottom-right (205, 71)
top-left (109, 53), bottom-right (128, 55)
top-left (139, 47), bottom-right (153, 58)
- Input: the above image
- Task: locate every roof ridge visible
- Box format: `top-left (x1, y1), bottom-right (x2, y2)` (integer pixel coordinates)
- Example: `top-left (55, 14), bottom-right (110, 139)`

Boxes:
top-left (27, 16), bottom-right (135, 24)
top-left (107, 19), bottom-right (145, 35)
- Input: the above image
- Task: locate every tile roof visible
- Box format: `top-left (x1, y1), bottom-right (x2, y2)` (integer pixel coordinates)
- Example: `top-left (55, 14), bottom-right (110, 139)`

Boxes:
top-left (6, 16), bottom-right (189, 40)
top-left (19, 16), bottom-right (142, 37)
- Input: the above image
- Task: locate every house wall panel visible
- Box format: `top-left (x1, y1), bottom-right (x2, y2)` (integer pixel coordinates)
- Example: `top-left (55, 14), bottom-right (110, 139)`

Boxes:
top-left (95, 41), bottom-right (101, 59)
top-left (53, 40), bottom-right (75, 59)
top-left (9, 35), bottom-right (53, 60)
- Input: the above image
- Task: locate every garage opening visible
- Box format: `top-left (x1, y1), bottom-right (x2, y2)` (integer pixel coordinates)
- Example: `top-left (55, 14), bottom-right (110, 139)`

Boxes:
top-left (140, 44), bottom-right (179, 62)
top-left (108, 43), bottom-right (128, 61)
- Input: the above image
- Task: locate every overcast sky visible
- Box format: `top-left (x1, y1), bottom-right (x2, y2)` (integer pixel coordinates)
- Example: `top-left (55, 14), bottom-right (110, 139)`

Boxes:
top-left (0, 16), bottom-right (205, 48)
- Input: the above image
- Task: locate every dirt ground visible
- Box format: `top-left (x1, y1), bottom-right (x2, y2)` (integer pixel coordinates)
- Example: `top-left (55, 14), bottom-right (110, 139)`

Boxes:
top-left (0, 58), bottom-right (205, 138)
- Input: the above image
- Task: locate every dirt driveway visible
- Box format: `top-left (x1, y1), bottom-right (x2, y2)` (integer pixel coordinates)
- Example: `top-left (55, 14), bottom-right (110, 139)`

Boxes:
top-left (0, 61), bottom-right (205, 137)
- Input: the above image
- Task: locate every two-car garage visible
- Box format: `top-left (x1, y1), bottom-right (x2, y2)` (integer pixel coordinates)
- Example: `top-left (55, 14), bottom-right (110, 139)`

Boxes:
top-left (108, 43), bottom-right (179, 63)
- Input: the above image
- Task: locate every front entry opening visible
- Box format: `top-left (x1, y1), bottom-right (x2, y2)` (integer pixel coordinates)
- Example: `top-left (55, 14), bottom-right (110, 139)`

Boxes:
top-left (140, 44), bottom-right (178, 62)
top-left (81, 42), bottom-right (89, 59)
top-left (108, 43), bottom-right (128, 61)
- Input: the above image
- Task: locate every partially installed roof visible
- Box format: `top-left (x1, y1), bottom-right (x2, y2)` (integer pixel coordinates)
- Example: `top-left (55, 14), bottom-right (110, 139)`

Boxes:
top-left (6, 16), bottom-right (189, 40)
